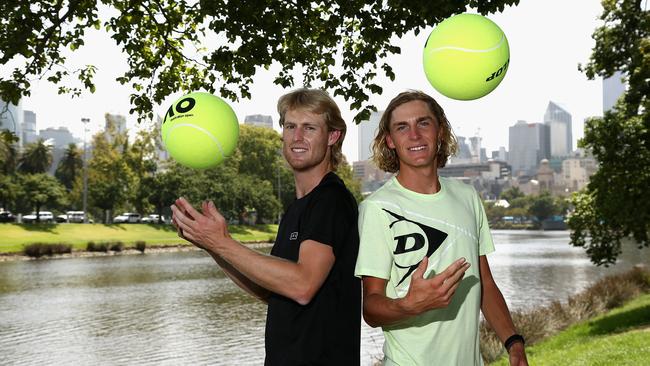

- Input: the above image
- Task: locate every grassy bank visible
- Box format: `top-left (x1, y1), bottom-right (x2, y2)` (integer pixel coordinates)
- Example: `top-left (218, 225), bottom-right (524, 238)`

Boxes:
top-left (490, 293), bottom-right (650, 365)
top-left (0, 223), bottom-right (278, 254)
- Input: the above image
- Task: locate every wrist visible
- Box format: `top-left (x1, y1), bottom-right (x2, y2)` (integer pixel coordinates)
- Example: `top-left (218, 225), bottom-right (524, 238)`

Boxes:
top-left (395, 296), bottom-right (416, 316)
top-left (504, 333), bottom-right (525, 353)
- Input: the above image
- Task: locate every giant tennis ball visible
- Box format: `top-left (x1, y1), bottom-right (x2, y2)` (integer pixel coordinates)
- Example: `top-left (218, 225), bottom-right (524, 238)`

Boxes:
top-left (423, 13), bottom-right (510, 100)
top-left (161, 92), bottom-right (239, 169)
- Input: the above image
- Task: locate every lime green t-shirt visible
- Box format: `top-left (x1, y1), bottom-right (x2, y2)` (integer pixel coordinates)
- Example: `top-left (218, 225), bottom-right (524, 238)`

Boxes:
top-left (354, 176), bottom-right (495, 365)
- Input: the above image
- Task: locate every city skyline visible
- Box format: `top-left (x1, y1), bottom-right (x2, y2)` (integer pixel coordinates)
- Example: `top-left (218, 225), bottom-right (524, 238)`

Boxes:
top-left (10, 0), bottom-right (605, 162)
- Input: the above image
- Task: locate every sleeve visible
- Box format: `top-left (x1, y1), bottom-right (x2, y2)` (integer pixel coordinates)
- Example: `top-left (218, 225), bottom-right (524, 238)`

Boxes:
top-left (354, 200), bottom-right (394, 280)
top-left (476, 191), bottom-right (496, 256)
top-left (297, 186), bottom-right (351, 253)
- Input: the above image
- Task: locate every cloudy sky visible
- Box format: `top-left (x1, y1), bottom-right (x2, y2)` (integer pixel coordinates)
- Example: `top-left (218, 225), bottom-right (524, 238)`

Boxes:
top-left (20, 0), bottom-right (607, 162)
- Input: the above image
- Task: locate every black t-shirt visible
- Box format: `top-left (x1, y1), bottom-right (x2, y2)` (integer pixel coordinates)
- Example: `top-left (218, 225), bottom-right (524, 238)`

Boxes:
top-left (265, 172), bottom-right (361, 366)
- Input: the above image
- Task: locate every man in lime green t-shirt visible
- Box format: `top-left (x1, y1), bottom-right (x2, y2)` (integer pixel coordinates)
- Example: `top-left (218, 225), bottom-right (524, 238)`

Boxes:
top-left (354, 90), bottom-right (528, 365)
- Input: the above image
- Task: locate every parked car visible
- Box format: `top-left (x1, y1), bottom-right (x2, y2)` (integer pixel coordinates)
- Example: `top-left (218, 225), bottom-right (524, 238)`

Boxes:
top-left (113, 212), bottom-right (141, 223)
top-left (0, 210), bottom-right (16, 223)
top-left (141, 214), bottom-right (168, 224)
top-left (23, 211), bottom-right (54, 223)
top-left (56, 211), bottom-right (93, 223)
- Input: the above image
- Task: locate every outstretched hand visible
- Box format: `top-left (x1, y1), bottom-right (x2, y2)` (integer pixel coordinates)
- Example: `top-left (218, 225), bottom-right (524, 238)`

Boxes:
top-left (171, 197), bottom-right (231, 252)
top-left (399, 257), bottom-right (471, 315)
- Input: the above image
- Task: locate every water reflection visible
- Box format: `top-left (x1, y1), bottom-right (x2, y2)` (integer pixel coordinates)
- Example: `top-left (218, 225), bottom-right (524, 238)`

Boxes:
top-left (0, 231), bottom-right (647, 365)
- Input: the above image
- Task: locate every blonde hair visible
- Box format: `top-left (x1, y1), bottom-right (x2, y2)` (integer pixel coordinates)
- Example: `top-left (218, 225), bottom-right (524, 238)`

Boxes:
top-left (372, 90), bottom-right (458, 173)
top-left (277, 88), bottom-right (347, 169)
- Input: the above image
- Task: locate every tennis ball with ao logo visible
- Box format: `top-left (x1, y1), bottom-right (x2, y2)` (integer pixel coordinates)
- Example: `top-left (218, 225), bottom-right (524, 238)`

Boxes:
top-left (423, 13), bottom-right (510, 100)
top-left (162, 92), bottom-right (239, 169)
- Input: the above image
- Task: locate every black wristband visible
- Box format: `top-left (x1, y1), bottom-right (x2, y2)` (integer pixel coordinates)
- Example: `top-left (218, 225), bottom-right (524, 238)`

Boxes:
top-left (504, 334), bottom-right (525, 352)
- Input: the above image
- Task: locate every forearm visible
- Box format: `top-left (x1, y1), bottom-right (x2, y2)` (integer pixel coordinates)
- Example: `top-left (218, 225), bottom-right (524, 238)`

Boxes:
top-left (363, 292), bottom-right (416, 327)
top-left (481, 280), bottom-right (517, 341)
top-left (210, 238), bottom-right (320, 305)
top-left (207, 251), bottom-right (271, 302)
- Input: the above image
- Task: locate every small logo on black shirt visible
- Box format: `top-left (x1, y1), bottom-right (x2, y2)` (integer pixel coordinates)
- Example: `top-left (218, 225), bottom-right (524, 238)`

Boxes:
top-left (290, 232), bottom-right (298, 240)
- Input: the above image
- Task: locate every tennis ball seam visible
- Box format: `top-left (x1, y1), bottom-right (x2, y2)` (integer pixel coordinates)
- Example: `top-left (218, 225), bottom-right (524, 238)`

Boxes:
top-left (426, 35), bottom-right (506, 54)
top-left (164, 123), bottom-right (226, 159)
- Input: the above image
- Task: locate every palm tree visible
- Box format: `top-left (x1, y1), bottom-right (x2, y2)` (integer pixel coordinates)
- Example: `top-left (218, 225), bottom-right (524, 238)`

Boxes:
top-left (18, 139), bottom-right (53, 174)
top-left (55, 143), bottom-right (83, 191)
top-left (0, 130), bottom-right (19, 175)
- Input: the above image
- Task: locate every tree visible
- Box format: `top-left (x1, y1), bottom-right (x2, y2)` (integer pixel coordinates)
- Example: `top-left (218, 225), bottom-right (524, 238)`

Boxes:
top-left (126, 121), bottom-right (160, 214)
top-left (0, 174), bottom-right (20, 211)
top-left (0, 130), bottom-right (19, 175)
top-left (500, 186), bottom-right (524, 203)
top-left (237, 125), bottom-right (295, 211)
top-left (569, 0), bottom-right (649, 265)
top-left (528, 192), bottom-right (557, 223)
top-left (18, 139), bottom-right (53, 174)
top-left (55, 143), bottom-right (83, 191)
top-left (483, 200), bottom-right (507, 224)
top-left (0, 0), bottom-right (519, 123)
top-left (16, 173), bottom-right (67, 221)
top-left (87, 124), bottom-right (135, 223)
top-left (142, 162), bottom-right (188, 223)
top-left (335, 156), bottom-right (363, 202)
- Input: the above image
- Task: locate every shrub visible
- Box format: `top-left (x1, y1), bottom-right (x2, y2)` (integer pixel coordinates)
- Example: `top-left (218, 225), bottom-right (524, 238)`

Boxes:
top-left (24, 243), bottom-right (72, 258)
top-left (110, 241), bottom-right (124, 252)
top-left (86, 241), bottom-right (109, 252)
top-left (480, 266), bottom-right (650, 363)
top-left (135, 241), bottom-right (146, 253)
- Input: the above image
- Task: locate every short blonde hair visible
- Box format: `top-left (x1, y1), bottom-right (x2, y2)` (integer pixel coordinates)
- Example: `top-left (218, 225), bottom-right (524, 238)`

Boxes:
top-left (372, 90), bottom-right (458, 173)
top-left (277, 88), bottom-right (347, 169)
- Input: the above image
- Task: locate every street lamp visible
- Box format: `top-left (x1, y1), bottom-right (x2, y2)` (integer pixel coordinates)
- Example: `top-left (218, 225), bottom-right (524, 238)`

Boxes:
top-left (81, 118), bottom-right (90, 224)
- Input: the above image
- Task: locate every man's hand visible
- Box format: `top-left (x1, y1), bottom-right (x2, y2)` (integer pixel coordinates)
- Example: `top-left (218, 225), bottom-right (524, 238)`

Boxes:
top-left (398, 257), bottom-right (471, 315)
top-left (171, 197), bottom-right (230, 252)
top-left (508, 342), bottom-right (528, 366)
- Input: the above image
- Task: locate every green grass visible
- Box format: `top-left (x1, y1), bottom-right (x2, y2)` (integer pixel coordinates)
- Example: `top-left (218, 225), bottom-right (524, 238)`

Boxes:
top-left (490, 293), bottom-right (650, 365)
top-left (0, 223), bottom-right (278, 254)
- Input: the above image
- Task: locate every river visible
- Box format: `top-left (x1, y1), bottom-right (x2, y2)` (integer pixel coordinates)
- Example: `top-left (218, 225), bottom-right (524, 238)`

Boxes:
top-left (0, 230), bottom-right (647, 365)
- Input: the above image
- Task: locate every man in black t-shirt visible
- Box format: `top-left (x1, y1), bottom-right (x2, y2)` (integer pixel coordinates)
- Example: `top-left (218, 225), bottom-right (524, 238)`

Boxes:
top-left (171, 88), bottom-right (361, 365)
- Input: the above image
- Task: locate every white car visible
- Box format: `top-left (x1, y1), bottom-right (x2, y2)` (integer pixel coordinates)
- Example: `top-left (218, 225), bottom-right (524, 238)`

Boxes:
top-left (23, 211), bottom-right (54, 223)
top-left (113, 212), bottom-right (141, 223)
top-left (57, 211), bottom-right (93, 223)
top-left (141, 214), bottom-right (167, 224)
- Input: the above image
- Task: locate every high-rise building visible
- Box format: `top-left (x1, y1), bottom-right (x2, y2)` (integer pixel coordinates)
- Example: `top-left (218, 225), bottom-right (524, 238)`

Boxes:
top-left (603, 71), bottom-right (626, 113)
top-left (357, 110), bottom-right (382, 162)
top-left (244, 114), bottom-right (273, 129)
top-left (39, 127), bottom-right (76, 149)
top-left (544, 101), bottom-right (572, 157)
top-left (22, 110), bottom-right (38, 145)
top-left (561, 149), bottom-right (598, 193)
top-left (452, 136), bottom-right (473, 164)
top-left (508, 120), bottom-right (550, 177)
top-left (0, 98), bottom-right (24, 148)
top-left (469, 136), bottom-right (482, 163)
top-left (491, 147), bottom-right (508, 162)
top-left (39, 126), bottom-right (77, 175)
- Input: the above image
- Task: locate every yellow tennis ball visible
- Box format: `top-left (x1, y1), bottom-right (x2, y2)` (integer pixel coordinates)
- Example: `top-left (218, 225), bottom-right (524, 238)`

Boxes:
top-left (423, 13), bottom-right (510, 100)
top-left (161, 92), bottom-right (239, 169)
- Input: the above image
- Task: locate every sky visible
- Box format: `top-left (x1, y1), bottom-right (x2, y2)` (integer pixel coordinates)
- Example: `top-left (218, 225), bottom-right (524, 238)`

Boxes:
top-left (17, 0), bottom-right (607, 162)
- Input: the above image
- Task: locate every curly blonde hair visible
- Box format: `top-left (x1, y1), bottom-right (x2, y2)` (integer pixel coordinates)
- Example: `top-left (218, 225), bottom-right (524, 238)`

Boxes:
top-left (277, 88), bottom-right (347, 170)
top-left (372, 90), bottom-right (458, 173)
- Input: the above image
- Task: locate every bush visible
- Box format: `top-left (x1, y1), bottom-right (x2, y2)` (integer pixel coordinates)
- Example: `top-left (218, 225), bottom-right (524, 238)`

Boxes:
top-left (135, 241), bottom-right (146, 253)
top-left (86, 241), bottom-right (109, 252)
top-left (480, 266), bottom-right (650, 363)
top-left (109, 241), bottom-right (124, 252)
top-left (24, 243), bottom-right (72, 258)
